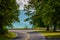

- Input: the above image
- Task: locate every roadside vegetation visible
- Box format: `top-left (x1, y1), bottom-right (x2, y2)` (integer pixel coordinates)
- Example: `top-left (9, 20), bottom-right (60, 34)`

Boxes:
top-left (0, 32), bottom-right (16, 40)
top-left (34, 27), bottom-right (60, 38)
top-left (35, 31), bottom-right (60, 38)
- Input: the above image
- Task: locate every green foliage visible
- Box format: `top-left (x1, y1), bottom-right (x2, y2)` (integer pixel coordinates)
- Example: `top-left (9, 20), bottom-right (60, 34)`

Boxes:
top-left (0, 32), bottom-right (16, 40)
top-left (0, 0), bottom-right (20, 26)
top-left (0, 0), bottom-right (20, 34)
top-left (36, 31), bottom-right (60, 38)
top-left (24, 0), bottom-right (60, 31)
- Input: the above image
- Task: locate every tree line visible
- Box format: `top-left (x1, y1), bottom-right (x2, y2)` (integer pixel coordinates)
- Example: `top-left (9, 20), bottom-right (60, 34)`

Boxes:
top-left (24, 0), bottom-right (60, 31)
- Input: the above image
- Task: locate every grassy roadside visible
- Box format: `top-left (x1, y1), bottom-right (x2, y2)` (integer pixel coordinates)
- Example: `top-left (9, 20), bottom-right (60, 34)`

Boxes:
top-left (0, 32), bottom-right (16, 40)
top-left (35, 31), bottom-right (60, 38)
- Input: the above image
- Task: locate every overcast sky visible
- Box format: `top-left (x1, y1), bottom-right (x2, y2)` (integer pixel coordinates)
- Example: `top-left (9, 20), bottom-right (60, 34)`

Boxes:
top-left (16, 0), bottom-right (29, 10)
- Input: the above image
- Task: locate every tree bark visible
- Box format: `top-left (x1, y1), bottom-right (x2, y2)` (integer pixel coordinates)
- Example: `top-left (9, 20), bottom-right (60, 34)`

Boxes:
top-left (0, 24), bottom-right (7, 34)
top-left (53, 21), bottom-right (57, 31)
top-left (46, 25), bottom-right (49, 31)
top-left (53, 25), bottom-right (56, 31)
top-left (0, 24), bottom-right (4, 34)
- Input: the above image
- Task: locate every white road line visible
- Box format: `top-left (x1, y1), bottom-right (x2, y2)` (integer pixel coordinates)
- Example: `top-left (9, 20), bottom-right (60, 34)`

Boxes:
top-left (25, 33), bottom-right (30, 40)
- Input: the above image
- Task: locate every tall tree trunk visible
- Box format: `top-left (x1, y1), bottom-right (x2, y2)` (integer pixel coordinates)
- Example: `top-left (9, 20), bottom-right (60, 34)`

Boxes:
top-left (53, 25), bottom-right (56, 31)
top-left (0, 24), bottom-right (7, 34)
top-left (53, 21), bottom-right (57, 31)
top-left (0, 24), bottom-right (4, 34)
top-left (46, 25), bottom-right (49, 31)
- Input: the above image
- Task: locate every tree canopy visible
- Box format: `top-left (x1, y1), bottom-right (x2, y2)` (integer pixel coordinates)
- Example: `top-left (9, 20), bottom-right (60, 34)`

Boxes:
top-left (24, 0), bottom-right (60, 31)
top-left (0, 0), bottom-right (20, 34)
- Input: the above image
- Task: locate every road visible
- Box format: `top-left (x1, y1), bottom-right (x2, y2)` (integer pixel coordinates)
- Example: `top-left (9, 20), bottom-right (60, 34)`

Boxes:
top-left (9, 30), bottom-right (46, 40)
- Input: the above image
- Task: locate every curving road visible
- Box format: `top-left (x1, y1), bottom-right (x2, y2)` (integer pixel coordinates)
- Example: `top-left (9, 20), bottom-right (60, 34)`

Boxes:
top-left (28, 32), bottom-right (45, 40)
top-left (9, 30), bottom-right (46, 40)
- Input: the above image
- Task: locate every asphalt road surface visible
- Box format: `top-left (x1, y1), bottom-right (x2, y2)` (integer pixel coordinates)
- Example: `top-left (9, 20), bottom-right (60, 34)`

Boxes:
top-left (9, 30), bottom-right (46, 40)
top-left (28, 32), bottom-right (45, 40)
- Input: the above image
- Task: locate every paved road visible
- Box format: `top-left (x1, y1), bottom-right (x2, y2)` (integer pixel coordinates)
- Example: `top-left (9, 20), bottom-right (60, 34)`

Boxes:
top-left (9, 30), bottom-right (46, 40)
top-left (28, 32), bottom-right (45, 40)
top-left (10, 30), bottom-right (28, 40)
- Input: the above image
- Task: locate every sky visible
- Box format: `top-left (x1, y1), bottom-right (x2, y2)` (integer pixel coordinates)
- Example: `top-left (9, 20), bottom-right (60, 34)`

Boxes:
top-left (13, 0), bottom-right (32, 28)
top-left (16, 0), bottom-right (29, 10)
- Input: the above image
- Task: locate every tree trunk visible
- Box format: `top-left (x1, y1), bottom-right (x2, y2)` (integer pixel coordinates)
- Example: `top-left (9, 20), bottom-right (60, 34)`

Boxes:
top-left (53, 25), bottom-right (56, 31)
top-left (0, 25), bottom-right (4, 34)
top-left (53, 21), bottom-right (57, 31)
top-left (0, 24), bottom-right (6, 34)
top-left (46, 25), bottom-right (49, 31)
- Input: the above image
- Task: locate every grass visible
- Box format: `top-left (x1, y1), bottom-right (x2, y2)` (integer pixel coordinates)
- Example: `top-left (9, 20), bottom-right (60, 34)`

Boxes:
top-left (35, 31), bottom-right (60, 38)
top-left (0, 32), bottom-right (16, 40)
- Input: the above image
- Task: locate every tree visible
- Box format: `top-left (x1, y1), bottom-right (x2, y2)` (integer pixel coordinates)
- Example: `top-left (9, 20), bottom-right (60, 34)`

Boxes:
top-left (0, 0), bottom-right (20, 34)
top-left (41, 0), bottom-right (60, 31)
top-left (24, 10), bottom-right (45, 28)
top-left (24, 0), bottom-right (60, 31)
top-left (24, 0), bottom-right (49, 30)
top-left (24, 26), bottom-right (28, 30)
